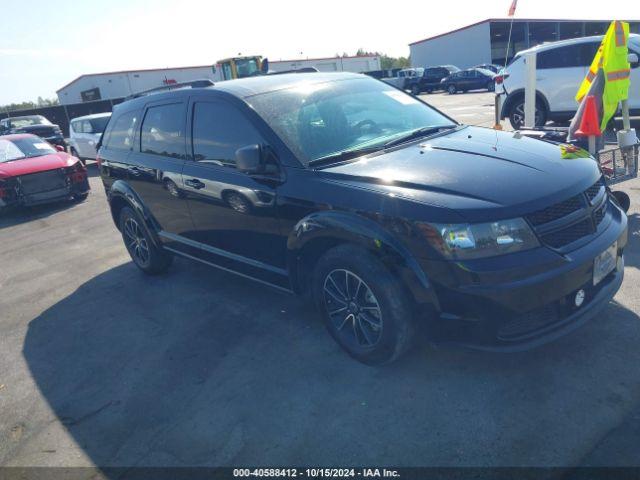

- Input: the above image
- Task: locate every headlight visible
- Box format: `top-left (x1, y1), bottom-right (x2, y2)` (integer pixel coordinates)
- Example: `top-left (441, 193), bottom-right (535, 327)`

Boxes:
top-left (423, 218), bottom-right (539, 260)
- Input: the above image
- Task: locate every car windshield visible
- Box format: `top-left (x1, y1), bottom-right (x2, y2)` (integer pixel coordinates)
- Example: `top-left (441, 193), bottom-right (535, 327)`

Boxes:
top-left (0, 136), bottom-right (56, 162)
top-left (248, 77), bottom-right (456, 165)
top-left (89, 116), bottom-right (110, 133)
top-left (10, 116), bottom-right (51, 128)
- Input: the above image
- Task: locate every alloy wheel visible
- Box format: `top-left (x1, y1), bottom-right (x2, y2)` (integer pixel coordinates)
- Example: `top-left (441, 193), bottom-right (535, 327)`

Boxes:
top-left (323, 269), bottom-right (383, 348)
top-left (123, 217), bottom-right (150, 266)
top-left (512, 102), bottom-right (542, 128)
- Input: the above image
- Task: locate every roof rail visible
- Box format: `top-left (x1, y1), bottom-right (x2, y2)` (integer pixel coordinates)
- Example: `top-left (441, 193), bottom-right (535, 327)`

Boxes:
top-left (126, 79), bottom-right (214, 100)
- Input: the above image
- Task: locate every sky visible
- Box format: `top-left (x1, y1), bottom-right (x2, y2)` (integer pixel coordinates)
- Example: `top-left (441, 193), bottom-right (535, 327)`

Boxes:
top-left (0, 0), bottom-right (637, 105)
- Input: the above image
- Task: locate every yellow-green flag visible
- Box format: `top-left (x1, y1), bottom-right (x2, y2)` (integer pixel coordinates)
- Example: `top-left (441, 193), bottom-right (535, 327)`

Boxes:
top-left (575, 21), bottom-right (631, 130)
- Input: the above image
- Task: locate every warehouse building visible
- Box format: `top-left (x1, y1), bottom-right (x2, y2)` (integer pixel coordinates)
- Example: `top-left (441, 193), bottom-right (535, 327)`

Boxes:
top-left (409, 18), bottom-right (640, 69)
top-left (56, 55), bottom-right (380, 105)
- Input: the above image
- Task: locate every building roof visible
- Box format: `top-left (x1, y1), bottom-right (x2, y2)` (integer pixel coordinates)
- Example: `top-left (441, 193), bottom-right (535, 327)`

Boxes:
top-left (409, 18), bottom-right (639, 46)
top-left (56, 54), bottom-right (380, 93)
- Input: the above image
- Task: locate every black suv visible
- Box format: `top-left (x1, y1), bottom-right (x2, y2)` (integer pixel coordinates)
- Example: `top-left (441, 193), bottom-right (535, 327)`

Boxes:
top-left (98, 73), bottom-right (627, 365)
top-left (407, 65), bottom-right (460, 95)
top-left (0, 115), bottom-right (66, 148)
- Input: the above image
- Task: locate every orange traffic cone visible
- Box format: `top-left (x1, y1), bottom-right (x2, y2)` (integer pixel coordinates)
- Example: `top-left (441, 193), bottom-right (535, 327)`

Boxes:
top-left (573, 95), bottom-right (602, 138)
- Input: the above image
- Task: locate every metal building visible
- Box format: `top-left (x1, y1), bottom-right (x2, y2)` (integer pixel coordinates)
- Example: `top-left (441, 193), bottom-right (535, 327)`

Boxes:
top-left (56, 55), bottom-right (381, 105)
top-left (409, 18), bottom-right (640, 69)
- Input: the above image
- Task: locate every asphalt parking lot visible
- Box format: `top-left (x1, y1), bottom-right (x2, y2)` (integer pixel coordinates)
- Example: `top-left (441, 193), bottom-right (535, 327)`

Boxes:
top-left (1, 91), bottom-right (640, 471)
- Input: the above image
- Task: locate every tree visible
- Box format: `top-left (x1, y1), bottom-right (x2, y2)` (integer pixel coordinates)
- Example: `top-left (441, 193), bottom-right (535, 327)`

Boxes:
top-left (354, 49), bottom-right (410, 70)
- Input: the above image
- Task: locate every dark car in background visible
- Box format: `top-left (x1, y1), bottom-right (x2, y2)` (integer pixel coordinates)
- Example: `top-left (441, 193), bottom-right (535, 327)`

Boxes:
top-left (98, 73), bottom-right (626, 365)
top-left (0, 115), bottom-right (66, 148)
top-left (0, 134), bottom-right (89, 210)
top-left (407, 65), bottom-right (460, 95)
top-left (441, 68), bottom-right (497, 94)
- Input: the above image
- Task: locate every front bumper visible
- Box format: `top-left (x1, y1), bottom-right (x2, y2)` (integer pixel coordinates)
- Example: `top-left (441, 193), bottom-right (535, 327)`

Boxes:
top-left (419, 203), bottom-right (628, 351)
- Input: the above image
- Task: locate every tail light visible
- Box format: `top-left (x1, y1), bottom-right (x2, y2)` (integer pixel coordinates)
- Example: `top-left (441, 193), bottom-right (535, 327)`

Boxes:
top-left (494, 73), bottom-right (510, 85)
top-left (66, 162), bottom-right (87, 182)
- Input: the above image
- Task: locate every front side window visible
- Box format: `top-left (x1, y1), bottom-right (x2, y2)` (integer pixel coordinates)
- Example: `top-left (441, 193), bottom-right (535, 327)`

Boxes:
top-left (140, 103), bottom-right (185, 159)
top-left (71, 121), bottom-right (83, 133)
top-left (248, 77), bottom-right (456, 164)
top-left (103, 110), bottom-right (137, 151)
top-left (235, 58), bottom-right (259, 78)
top-left (191, 102), bottom-right (264, 168)
top-left (89, 116), bottom-right (110, 134)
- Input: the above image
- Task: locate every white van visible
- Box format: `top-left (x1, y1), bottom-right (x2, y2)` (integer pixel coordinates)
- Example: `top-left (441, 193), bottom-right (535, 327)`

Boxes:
top-left (498, 34), bottom-right (640, 129)
top-left (69, 113), bottom-right (111, 163)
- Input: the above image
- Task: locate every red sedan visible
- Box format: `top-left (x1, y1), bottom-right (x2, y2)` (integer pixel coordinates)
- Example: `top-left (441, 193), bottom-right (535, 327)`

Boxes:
top-left (0, 134), bottom-right (90, 210)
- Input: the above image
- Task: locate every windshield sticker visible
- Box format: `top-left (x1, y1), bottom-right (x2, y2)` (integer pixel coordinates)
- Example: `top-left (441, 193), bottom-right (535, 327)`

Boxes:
top-left (33, 143), bottom-right (51, 150)
top-left (383, 90), bottom-right (420, 105)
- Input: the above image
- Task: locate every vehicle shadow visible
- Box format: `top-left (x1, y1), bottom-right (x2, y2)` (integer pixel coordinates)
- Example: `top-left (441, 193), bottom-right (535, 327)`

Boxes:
top-left (0, 199), bottom-right (85, 229)
top-left (623, 212), bottom-right (640, 270)
top-left (20, 257), bottom-right (640, 471)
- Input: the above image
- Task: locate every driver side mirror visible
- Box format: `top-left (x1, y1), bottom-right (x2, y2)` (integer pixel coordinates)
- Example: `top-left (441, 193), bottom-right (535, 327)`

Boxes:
top-left (628, 53), bottom-right (639, 67)
top-left (236, 144), bottom-right (265, 174)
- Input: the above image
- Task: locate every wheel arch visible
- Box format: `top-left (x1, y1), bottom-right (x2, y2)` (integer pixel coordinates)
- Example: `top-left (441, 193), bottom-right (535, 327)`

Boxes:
top-left (286, 211), bottom-right (438, 309)
top-left (108, 180), bottom-right (163, 248)
top-left (500, 89), bottom-right (550, 119)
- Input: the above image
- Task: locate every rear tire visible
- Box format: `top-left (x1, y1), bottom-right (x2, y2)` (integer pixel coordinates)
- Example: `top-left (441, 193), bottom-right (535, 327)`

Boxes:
top-left (312, 244), bottom-right (415, 365)
top-left (72, 192), bottom-right (89, 202)
top-left (411, 84), bottom-right (420, 96)
top-left (508, 97), bottom-right (548, 129)
top-left (487, 81), bottom-right (495, 92)
top-left (119, 206), bottom-right (172, 275)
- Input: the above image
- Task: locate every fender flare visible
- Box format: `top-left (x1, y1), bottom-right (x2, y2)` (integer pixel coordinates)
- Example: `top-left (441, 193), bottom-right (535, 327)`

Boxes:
top-left (501, 89), bottom-right (550, 119)
top-left (286, 211), bottom-right (438, 307)
top-left (107, 180), bottom-right (163, 249)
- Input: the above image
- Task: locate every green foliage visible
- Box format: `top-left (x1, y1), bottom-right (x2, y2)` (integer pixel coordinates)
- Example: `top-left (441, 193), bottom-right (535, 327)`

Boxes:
top-left (1, 97), bottom-right (59, 112)
top-left (353, 49), bottom-right (410, 70)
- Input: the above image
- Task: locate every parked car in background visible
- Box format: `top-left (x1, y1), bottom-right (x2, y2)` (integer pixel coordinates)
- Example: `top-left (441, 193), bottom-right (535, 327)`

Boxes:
top-left (406, 65), bottom-right (460, 95)
top-left (474, 63), bottom-right (502, 74)
top-left (0, 115), bottom-right (65, 148)
top-left (381, 68), bottom-right (423, 90)
top-left (0, 134), bottom-right (89, 210)
top-left (69, 112), bottom-right (111, 164)
top-left (99, 72), bottom-right (626, 365)
top-left (441, 68), bottom-right (496, 94)
top-left (498, 34), bottom-right (640, 129)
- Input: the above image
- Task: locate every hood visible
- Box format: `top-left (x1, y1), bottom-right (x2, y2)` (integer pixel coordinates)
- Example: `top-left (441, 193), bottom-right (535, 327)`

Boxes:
top-left (320, 126), bottom-right (601, 222)
top-left (0, 152), bottom-right (78, 178)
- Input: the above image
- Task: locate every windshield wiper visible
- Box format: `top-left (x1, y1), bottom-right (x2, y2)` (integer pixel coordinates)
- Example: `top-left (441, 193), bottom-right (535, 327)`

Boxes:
top-left (383, 125), bottom-right (457, 148)
top-left (308, 146), bottom-right (382, 168)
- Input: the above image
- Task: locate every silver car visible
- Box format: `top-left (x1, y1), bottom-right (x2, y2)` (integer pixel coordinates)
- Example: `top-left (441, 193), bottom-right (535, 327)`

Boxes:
top-left (68, 113), bottom-right (111, 163)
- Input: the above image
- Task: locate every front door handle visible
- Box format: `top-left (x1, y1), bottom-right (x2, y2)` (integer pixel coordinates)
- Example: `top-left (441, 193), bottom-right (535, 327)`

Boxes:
top-left (128, 166), bottom-right (141, 176)
top-left (185, 178), bottom-right (205, 189)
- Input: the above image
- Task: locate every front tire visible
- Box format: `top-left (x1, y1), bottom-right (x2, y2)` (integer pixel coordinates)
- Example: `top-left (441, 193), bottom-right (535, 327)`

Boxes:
top-left (119, 206), bottom-right (172, 275)
top-left (312, 244), bottom-right (415, 365)
top-left (411, 84), bottom-right (420, 96)
top-left (72, 192), bottom-right (89, 202)
top-left (447, 84), bottom-right (457, 94)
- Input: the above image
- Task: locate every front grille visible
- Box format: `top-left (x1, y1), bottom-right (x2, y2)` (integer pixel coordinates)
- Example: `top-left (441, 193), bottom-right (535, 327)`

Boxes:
top-left (526, 177), bottom-right (609, 250)
top-left (18, 169), bottom-right (67, 194)
top-left (585, 178), bottom-right (604, 202)
top-left (593, 201), bottom-right (607, 227)
top-left (527, 195), bottom-right (583, 226)
top-left (498, 304), bottom-right (559, 340)
top-left (540, 218), bottom-right (593, 249)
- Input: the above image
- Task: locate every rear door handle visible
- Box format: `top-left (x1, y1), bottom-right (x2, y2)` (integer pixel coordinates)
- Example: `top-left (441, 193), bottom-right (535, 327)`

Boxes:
top-left (185, 178), bottom-right (205, 189)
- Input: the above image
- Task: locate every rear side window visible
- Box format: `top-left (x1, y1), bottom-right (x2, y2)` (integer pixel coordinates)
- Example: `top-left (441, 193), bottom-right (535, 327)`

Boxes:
top-left (191, 102), bottom-right (264, 167)
top-left (538, 44), bottom-right (584, 69)
top-left (140, 103), bottom-right (185, 159)
top-left (71, 121), bottom-right (83, 133)
top-left (103, 110), bottom-right (138, 151)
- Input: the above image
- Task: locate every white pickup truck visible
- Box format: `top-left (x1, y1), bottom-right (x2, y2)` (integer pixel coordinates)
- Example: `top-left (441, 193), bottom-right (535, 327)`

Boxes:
top-left (381, 68), bottom-right (423, 91)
